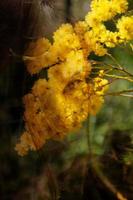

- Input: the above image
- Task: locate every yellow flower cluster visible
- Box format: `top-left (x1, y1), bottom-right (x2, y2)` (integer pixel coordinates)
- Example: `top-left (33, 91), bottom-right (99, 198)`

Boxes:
top-left (16, 52), bottom-right (108, 155)
top-left (86, 0), bottom-right (128, 25)
top-left (15, 0), bottom-right (133, 155)
top-left (25, 24), bottom-right (81, 74)
top-left (84, 0), bottom-right (133, 55)
top-left (24, 0), bottom-right (133, 70)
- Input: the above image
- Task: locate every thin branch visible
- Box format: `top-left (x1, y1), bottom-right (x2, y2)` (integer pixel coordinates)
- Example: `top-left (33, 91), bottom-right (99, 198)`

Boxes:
top-left (107, 53), bottom-right (122, 69)
top-left (104, 74), bottom-right (133, 82)
top-left (91, 60), bottom-right (133, 78)
top-left (91, 158), bottom-right (127, 200)
top-left (119, 94), bottom-right (133, 98)
top-left (104, 89), bottom-right (133, 97)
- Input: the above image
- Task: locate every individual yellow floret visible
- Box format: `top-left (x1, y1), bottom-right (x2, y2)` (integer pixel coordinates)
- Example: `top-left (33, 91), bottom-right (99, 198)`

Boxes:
top-left (24, 38), bottom-right (53, 74)
top-left (88, 76), bottom-right (108, 115)
top-left (15, 132), bottom-right (36, 156)
top-left (117, 16), bottom-right (133, 41)
top-left (112, 0), bottom-right (128, 14)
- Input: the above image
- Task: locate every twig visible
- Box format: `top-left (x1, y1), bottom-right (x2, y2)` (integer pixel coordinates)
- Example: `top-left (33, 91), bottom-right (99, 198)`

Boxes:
top-left (105, 89), bottom-right (133, 96)
top-left (91, 158), bottom-right (127, 200)
top-left (91, 60), bottom-right (133, 78)
top-left (104, 74), bottom-right (133, 82)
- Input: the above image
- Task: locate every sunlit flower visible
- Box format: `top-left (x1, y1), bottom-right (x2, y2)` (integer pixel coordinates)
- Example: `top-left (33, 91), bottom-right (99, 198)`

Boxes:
top-left (117, 16), bottom-right (133, 40)
top-left (15, 0), bottom-right (133, 155)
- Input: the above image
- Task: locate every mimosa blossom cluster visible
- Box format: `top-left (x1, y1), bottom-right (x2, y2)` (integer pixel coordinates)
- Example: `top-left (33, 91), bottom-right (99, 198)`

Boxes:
top-left (15, 0), bottom-right (133, 156)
